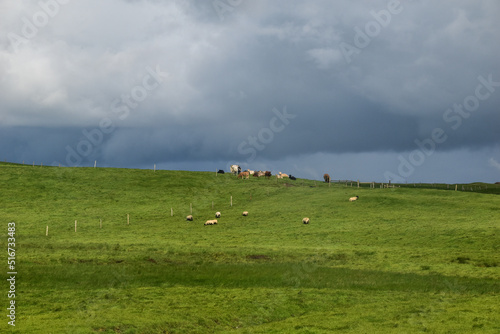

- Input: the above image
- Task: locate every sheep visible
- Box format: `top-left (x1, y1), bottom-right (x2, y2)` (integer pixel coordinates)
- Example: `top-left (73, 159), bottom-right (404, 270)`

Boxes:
top-left (204, 219), bottom-right (218, 226)
top-left (215, 212), bottom-right (221, 218)
top-left (242, 211), bottom-right (249, 216)
top-left (349, 196), bottom-right (359, 202)
top-left (302, 217), bottom-right (310, 224)
top-left (186, 215), bottom-right (193, 221)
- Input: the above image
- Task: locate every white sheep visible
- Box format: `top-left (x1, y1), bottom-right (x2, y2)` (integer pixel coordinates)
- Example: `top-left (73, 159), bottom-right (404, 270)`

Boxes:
top-left (186, 215), bottom-right (193, 221)
top-left (349, 196), bottom-right (359, 202)
top-left (204, 219), bottom-right (218, 226)
top-left (242, 211), bottom-right (249, 216)
top-left (215, 212), bottom-right (221, 218)
top-left (302, 217), bottom-right (310, 224)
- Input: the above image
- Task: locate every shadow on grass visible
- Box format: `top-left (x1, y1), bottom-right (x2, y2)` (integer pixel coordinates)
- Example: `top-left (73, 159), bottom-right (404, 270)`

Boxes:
top-left (23, 262), bottom-right (499, 295)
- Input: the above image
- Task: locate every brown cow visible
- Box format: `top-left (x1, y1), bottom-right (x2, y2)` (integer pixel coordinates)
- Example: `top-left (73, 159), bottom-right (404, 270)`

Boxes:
top-left (324, 173), bottom-right (330, 183)
top-left (265, 171), bottom-right (272, 178)
top-left (238, 171), bottom-right (250, 179)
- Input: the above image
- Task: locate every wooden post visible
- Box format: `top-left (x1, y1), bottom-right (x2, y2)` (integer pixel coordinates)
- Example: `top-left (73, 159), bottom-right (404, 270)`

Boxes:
top-left (41, 162), bottom-right (43, 167)
top-left (94, 160), bottom-right (97, 168)
top-left (171, 208), bottom-right (173, 217)
top-left (100, 219), bottom-right (102, 229)
top-left (154, 164), bottom-right (156, 172)
top-left (75, 220), bottom-right (77, 232)
top-left (230, 196), bottom-right (233, 207)
top-left (127, 214), bottom-right (130, 225)
top-left (46, 226), bottom-right (48, 236)
top-left (357, 180), bottom-right (360, 188)
top-left (455, 184), bottom-right (458, 191)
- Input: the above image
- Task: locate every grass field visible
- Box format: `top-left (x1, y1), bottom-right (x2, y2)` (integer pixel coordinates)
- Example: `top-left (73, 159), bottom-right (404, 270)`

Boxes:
top-left (1, 162), bottom-right (499, 333)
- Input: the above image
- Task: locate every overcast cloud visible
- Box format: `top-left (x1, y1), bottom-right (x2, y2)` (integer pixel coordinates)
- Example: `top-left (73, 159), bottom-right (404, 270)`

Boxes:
top-left (1, 0), bottom-right (499, 183)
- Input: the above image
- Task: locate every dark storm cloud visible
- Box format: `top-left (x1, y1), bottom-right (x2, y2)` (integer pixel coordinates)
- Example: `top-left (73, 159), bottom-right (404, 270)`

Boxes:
top-left (0, 0), bottom-right (499, 181)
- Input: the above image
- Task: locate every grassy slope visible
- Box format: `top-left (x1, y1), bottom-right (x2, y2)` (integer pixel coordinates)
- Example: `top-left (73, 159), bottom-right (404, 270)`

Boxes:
top-left (0, 163), bottom-right (499, 333)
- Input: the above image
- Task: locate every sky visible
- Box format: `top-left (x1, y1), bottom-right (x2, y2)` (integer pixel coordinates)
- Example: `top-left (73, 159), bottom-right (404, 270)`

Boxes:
top-left (1, 0), bottom-right (499, 183)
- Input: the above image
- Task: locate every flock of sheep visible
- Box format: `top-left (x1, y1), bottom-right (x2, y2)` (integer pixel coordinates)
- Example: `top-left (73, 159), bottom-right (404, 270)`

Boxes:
top-left (198, 166), bottom-right (359, 227)
top-left (186, 211), bottom-right (249, 226)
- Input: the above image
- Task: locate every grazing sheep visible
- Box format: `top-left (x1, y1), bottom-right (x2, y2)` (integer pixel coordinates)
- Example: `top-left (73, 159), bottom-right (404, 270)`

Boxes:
top-left (242, 211), bottom-right (249, 216)
top-left (302, 217), bottom-right (310, 224)
top-left (204, 219), bottom-right (218, 226)
top-left (349, 196), bottom-right (359, 202)
top-left (186, 215), bottom-right (193, 221)
top-left (215, 212), bottom-right (221, 218)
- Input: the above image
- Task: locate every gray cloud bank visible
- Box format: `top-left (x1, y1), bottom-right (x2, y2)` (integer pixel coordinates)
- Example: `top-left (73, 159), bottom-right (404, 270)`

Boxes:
top-left (1, 0), bottom-right (499, 182)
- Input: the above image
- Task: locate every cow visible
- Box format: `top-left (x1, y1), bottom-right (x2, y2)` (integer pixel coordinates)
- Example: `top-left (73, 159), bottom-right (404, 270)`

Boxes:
top-left (238, 171), bottom-right (250, 179)
top-left (281, 173), bottom-right (289, 178)
top-left (265, 171), bottom-right (272, 178)
top-left (230, 165), bottom-right (241, 175)
top-left (217, 169), bottom-right (225, 174)
top-left (324, 174), bottom-right (330, 183)
top-left (289, 175), bottom-right (297, 181)
top-left (276, 173), bottom-right (283, 179)
top-left (349, 196), bottom-right (359, 202)
top-left (246, 169), bottom-right (255, 175)
top-left (255, 171), bottom-right (265, 177)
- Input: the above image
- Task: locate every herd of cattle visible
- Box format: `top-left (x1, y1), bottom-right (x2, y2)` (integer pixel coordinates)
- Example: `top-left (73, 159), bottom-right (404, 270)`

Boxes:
top-left (218, 165), bottom-right (298, 180)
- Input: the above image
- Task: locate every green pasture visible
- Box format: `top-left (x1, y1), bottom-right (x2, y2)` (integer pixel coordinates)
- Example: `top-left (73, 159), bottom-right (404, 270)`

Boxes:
top-left (0, 162), bottom-right (499, 333)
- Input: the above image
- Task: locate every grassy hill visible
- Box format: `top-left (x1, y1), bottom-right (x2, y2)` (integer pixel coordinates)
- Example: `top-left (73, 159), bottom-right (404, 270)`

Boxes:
top-left (1, 162), bottom-right (499, 333)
